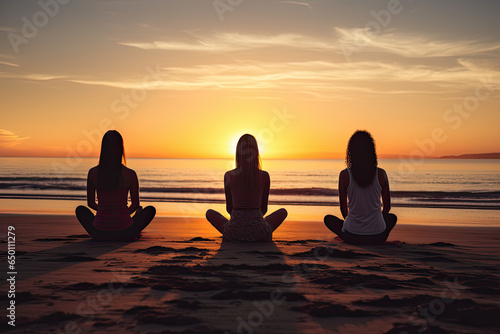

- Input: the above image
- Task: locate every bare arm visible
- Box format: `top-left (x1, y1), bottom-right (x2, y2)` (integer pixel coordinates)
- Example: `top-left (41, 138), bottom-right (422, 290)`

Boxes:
top-left (128, 170), bottom-right (140, 214)
top-left (261, 171), bottom-right (270, 215)
top-left (87, 169), bottom-right (98, 211)
top-left (379, 168), bottom-right (391, 215)
top-left (339, 169), bottom-right (349, 219)
top-left (224, 172), bottom-right (233, 214)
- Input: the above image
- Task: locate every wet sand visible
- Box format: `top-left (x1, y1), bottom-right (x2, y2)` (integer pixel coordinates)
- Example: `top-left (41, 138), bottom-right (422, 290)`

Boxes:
top-left (1, 213), bottom-right (500, 333)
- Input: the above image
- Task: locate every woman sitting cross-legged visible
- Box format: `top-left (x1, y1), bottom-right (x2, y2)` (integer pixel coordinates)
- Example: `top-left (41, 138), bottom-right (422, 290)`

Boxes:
top-left (324, 130), bottom-right (397, 245)
top-left (206, 134), bottom-right (287, 242)
top-left (75, 130), bottom-right (155, 241)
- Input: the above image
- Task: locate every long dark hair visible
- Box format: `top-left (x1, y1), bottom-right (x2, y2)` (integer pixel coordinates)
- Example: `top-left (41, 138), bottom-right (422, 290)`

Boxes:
top-left (346, 130), bottom-right (378, 187)
top-left (97, 130), bottom-right (126, 190)
top-left (235, 134), bottom-right (262, 189)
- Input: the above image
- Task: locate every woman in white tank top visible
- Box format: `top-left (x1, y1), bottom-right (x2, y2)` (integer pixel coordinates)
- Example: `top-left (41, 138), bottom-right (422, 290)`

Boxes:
top-left (324, 130), bottom-right (397, 245)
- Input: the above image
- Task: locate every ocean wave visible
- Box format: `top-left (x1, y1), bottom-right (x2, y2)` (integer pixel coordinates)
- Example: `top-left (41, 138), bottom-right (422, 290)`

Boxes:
top-left (1, 177), bottom-right (500, 200)
top-left (0, 192), bottom-right (498, 210)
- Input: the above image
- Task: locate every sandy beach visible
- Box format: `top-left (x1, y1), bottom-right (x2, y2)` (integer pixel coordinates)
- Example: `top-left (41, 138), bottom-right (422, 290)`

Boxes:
top-left (1, 213), bottom-right (500, 334)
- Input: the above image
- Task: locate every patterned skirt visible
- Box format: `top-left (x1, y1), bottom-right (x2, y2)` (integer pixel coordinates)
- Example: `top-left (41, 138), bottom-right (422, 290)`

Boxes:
top-left (223, 209), bottom-right (272, 242)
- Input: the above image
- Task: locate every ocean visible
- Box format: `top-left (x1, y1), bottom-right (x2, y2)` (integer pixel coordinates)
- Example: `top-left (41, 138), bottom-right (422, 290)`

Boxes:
top-left (1, 157), bottom-right (499, 225)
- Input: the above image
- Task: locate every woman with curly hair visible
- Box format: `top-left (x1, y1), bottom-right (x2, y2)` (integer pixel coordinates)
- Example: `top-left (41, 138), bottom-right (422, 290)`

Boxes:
top-left (324, 130), bottom-right (397, 245)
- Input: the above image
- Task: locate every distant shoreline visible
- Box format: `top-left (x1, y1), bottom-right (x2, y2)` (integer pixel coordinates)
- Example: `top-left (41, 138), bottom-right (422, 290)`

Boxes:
top-left (438, 152), bottom-right (500, 159)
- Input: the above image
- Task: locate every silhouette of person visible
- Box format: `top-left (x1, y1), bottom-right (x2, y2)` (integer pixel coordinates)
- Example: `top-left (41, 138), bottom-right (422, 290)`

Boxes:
top-left (206, 134), bottom-right (287, 241)
top-left (324, 130), bottom-right (397, 245)
top-left (75, 130), bottom-right (155, 241)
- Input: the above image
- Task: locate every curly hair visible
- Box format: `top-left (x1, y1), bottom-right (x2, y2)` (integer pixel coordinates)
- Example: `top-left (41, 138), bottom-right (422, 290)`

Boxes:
top-left (346, 130), bottom-right (378, 187)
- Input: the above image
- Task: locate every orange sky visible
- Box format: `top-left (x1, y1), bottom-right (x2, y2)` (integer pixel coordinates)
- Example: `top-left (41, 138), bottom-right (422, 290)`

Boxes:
top-left (1, 1), bottom-right (499, 159)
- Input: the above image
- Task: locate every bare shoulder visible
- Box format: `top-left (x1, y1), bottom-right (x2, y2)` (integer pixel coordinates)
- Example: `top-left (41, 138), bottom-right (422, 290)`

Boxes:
top-left (225, 169), bottom-right (238, 178)
top-left (339, 168), bottom-right (349, 187)
top-left (86, 166), bottom-right (98, 186)
top-left (88, 166), bottom-right (98, 178)
top-left (377, 167), bottom-right (388, 185)
top-left (224, 169), bottom-right (238, 184)
top-left (339, 168), bottom-right (348, 178)
top-left (377, 167), bottom-right (388, 177)
top-left (121, 165), bottom-right (134, 173)
top-left (122, 166), bottom-right (137, 177)
top-left (258, 170), bottom-right (270, 188)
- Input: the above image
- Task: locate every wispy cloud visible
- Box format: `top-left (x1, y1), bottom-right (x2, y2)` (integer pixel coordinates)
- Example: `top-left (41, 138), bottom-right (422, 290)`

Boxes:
top-left (275, 1), bottom-right (313, 10)
top-left (0, 60), bottom-right (18, 67)
top-left (120, 29), bottom-right (500, 61)
top-left (65, 60), bottom-right (499, 100)
top-left (5, 30), bottom-right (498, 101)
top-left (0, 72), bottom-right (65, 81)
top-left (0, 54), bottom-right (18, 67)
top-left (67, 77), bottom-right (165, 90)
top-left (0, 129), bottom-right (30, 147)
top-left (119, 32), bottom-right (335, 52)
top-left (335, 28), bottom-right (500, 58)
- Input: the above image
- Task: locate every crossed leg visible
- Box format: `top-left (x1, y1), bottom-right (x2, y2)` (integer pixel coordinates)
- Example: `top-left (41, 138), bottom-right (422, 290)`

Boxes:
top-left (206, 208), bottom-right (288, 234)
top-left (324, 213), bottom-right (397, 245)
top-left (265, 208), bottom-right (288, 232)
top-left (205, 209), bottom-right (228, 234)
top-left (76, 205), bottom-right (156, 241)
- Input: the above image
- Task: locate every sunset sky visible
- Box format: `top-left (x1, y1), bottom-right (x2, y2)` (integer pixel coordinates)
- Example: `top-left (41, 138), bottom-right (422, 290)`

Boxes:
top-left (0, 0), bottom-right (499, 159)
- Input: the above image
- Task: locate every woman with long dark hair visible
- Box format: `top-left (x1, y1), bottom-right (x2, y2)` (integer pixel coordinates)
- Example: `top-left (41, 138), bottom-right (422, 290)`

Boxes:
top-left (324, 130), bottom-right (397, 245)
top-left (206, 134), bottom-right (287, 241)
top-left (75, 130), bottom-right (155, 241)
